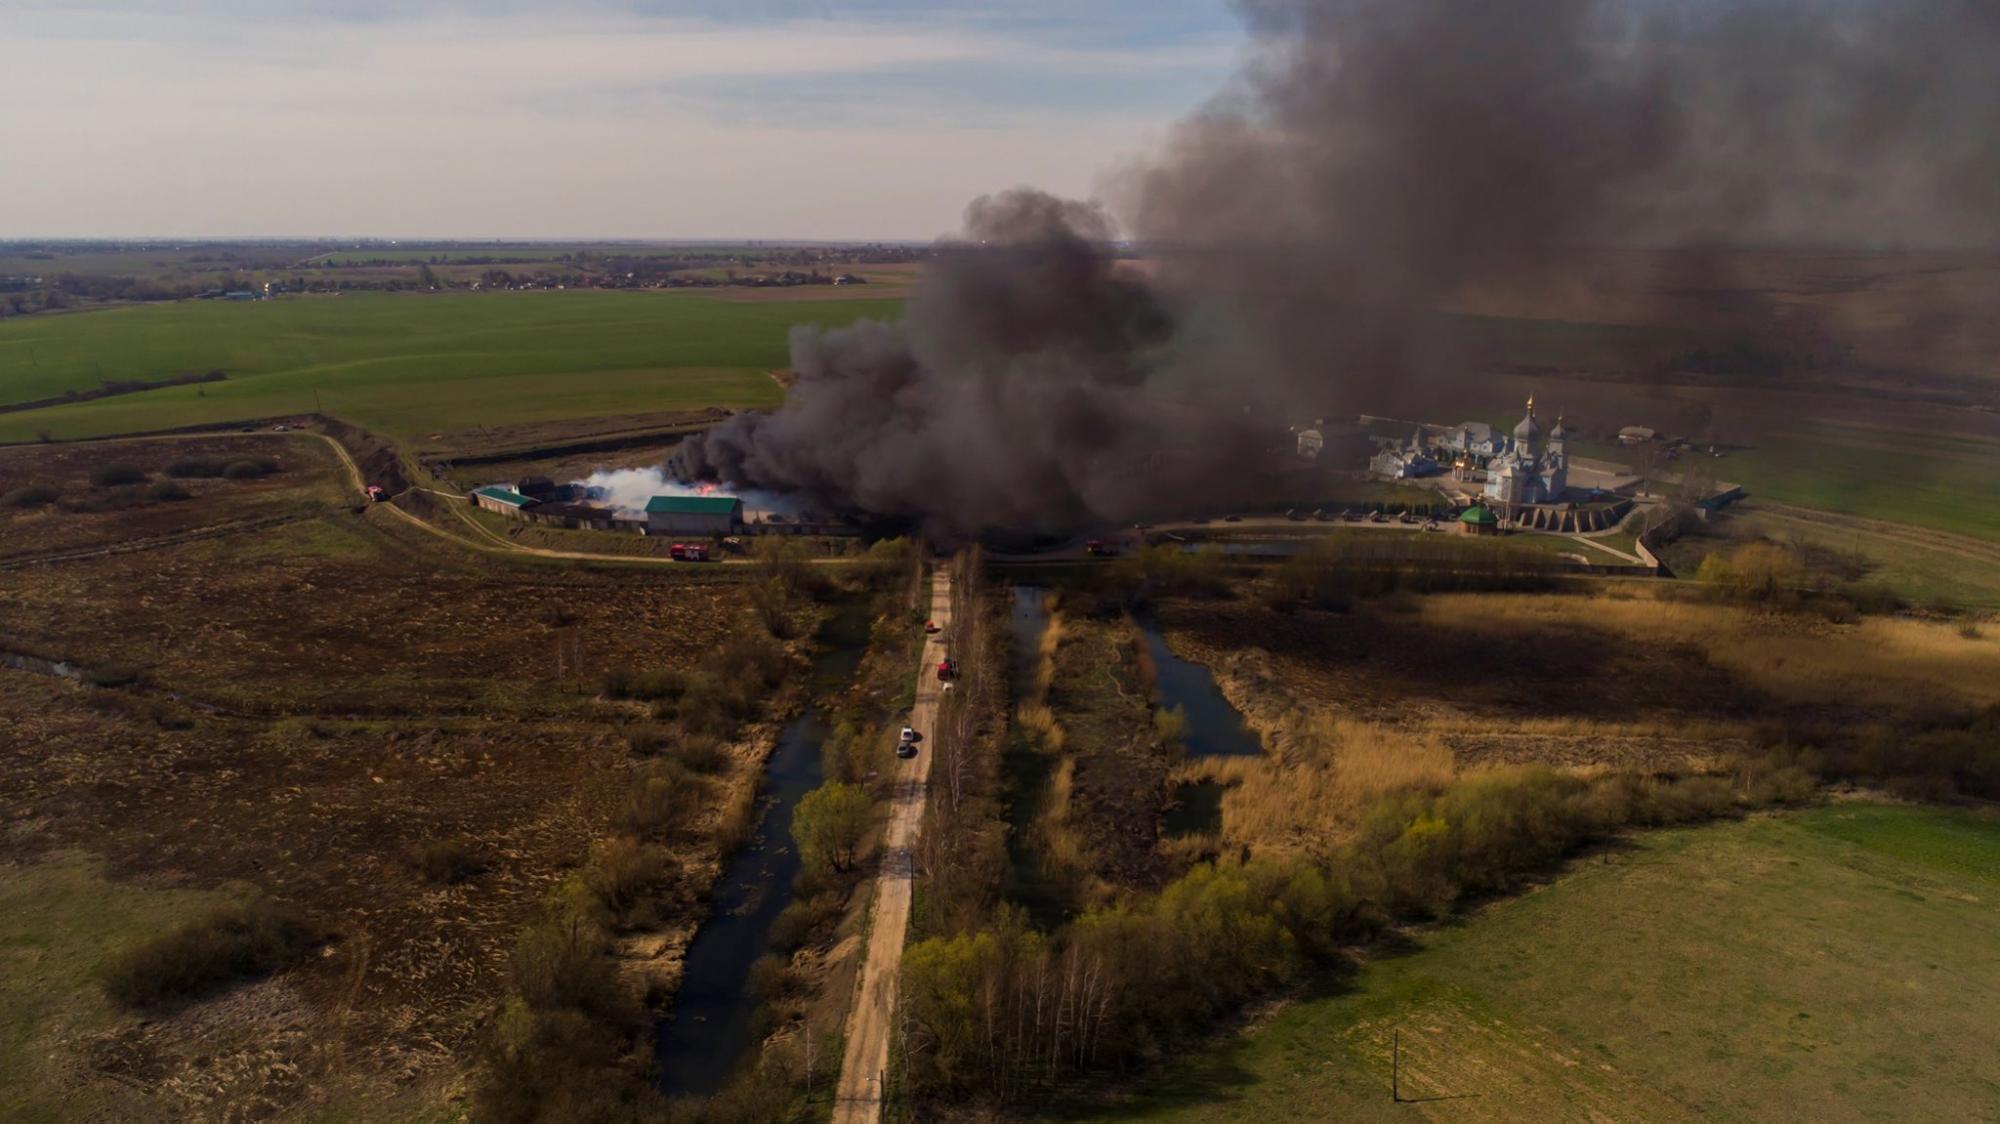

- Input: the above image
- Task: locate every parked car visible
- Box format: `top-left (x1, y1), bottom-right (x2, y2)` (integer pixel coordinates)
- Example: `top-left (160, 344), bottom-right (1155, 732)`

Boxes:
top-left (896, 741), bottom-right (918, 759)
top-left (900, 725), bottom-right (921, 744)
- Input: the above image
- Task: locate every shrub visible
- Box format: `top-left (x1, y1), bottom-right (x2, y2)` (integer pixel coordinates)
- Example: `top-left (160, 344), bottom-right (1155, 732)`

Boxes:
top-left (102, 898), bottom-right (318, 1006)
top-left (1958, 621), bottom-right (1985, 641)
top-left (144, 480), bottom-right (191, 503)
top-left (623, 723), bottom-right (674, 756)
top-left (414, 837), bottom-right (487, 884)
top-left (582, 838), bottom-right (671, 924)
top-left (613, 761), bottom-right (694, 837)
top-left (715, 630), bottom-right (788, 688)
top-left (506, 914), bottom-right (624, 1017)
top-left (769, 892), bottom-right (844, 953)
top-left (671, 733), bottom-right (732, 775)
top-left (1842, 581), bottom-right (1906, 615)
top-left (1, 483), bottom-right (58, 508)
top-left (793, 782), bottom-right (872, 874)
top-left (83, 663), bottom-right (141, 687)
top-left (89, 461), bottom-right (147, 487)
top-left (602, 666), bottom-right (686, 702)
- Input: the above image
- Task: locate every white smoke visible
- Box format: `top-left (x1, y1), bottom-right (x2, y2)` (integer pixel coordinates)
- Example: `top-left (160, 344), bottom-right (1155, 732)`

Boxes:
top-left (575, 467), bottom-right (702, 513)
top-left (570, 466), bottom-right (811, 519)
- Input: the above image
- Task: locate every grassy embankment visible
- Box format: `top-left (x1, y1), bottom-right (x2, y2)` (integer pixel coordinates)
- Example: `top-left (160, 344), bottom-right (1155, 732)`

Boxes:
top-left (1100, 802), bottom-right (2000, 1123)
top-left (0, 290), bottom-right (903, 443)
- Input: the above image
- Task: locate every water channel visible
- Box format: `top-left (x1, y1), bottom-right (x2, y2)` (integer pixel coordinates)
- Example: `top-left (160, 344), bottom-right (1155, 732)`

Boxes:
top-left (653, 600), bottom-right (872, 1098)
top-left (1005, 587), bottom-right (1261, 845)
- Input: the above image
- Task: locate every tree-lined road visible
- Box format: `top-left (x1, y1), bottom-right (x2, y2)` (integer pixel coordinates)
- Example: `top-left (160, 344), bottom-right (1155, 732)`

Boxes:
top-left (832, 567), bottom-right (953, 1124)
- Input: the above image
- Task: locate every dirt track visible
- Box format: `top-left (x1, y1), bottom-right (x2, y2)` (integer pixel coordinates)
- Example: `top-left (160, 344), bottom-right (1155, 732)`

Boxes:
top-left (832, 569), bottom-right (952, 1124)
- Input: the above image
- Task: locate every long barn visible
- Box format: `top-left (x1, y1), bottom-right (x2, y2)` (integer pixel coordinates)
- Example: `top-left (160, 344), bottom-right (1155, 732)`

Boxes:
top-left (644, 494), bottom-right (742, 536)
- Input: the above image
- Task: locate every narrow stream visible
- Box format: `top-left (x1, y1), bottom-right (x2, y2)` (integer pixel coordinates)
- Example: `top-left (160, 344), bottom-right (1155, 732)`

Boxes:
top-left (1134, 619), bottom-right (1261, 759)
top-left (1002, 586), bottom-right (1074, 928)
top-left (654, 600), bottom-right (872, 1098)
top-left (1135, 616), bottom-right (1261, 838)
top-left (1002, 587), bottom-right (1262, 870)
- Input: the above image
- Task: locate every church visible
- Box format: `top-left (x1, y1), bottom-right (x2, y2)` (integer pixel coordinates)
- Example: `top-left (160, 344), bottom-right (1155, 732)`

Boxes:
top-left (1483, 398), bottom-right (1567, 506)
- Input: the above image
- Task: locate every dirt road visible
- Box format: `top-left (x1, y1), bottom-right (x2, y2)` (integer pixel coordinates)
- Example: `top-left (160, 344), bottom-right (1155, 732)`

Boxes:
top-left (832, 568), bottom-right (953, 1124)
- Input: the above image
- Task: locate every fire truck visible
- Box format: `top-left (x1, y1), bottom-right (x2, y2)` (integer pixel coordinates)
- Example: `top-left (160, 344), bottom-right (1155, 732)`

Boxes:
top-left (669, 543), bottom-right (710, 562)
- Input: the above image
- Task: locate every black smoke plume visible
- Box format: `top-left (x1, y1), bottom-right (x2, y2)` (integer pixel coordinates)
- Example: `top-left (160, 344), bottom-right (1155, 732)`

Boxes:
top-left (678, 0), bottom-right (2000, 536)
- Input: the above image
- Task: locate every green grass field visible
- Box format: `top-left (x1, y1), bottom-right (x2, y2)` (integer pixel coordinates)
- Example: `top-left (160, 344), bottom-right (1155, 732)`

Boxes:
top-left (0, 853), bottom-right (229, 1122)
top-left (1714, 423), bottom-right (2000, 543)
top-left (0, 290), bottom-right (903, 442)
top-left (1563, 419), bottom-right (2000, 545)
top-left (1097, 803), bottom-right (2000, 1123)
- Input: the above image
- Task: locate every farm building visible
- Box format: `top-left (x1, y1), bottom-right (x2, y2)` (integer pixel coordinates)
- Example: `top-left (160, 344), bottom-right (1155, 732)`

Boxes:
top-left (473, 485), bottom-right (539, 515)
top-left (522, 502), bottom-right (637, 532)
top-left (645, 494), bottom-right (743, 536)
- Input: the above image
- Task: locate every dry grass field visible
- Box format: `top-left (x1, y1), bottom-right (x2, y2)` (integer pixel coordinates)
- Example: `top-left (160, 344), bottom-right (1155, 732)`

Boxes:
top-left (0, 437), bottom-right (780, 1118)
top-left (0, 434), bottom-right (350, 562)
top-left (1154, 585), bottom-right (2000, 858)
top-left (1009, 604), bottom-right (1173, 909)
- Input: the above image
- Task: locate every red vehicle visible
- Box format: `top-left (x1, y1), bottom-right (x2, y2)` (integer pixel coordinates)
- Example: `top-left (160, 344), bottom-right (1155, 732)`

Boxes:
top-left (1084, 539), bottom-right (1108, 556)
top-left (924, 620), bottom-right (941, 635)
top-left (670, 543), bottom-right (710, 562)
top-left (364, 485), bottom-right (386, 502)
top-left (936, 658), bottom-right (957, 682)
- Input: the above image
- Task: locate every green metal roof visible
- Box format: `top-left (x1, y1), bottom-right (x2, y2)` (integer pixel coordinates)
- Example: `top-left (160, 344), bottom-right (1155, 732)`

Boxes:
top-left (644, 494), bottom-right (741, 516)
top-left (473, 485), bottom-right (535, 508)
top-left (1459, 505), bottom-right (1499, 525)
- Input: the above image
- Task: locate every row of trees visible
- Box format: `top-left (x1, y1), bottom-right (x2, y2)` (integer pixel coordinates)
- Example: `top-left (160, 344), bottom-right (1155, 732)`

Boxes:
top-left (899, 761), bottom-right (1817, 1102)
top-left (1263, 535), bottom-right (1562, 611)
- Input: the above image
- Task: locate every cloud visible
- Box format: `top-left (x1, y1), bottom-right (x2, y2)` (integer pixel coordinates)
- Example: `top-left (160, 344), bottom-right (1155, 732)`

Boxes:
top-left (0, 3), bottom-right (1236, 237)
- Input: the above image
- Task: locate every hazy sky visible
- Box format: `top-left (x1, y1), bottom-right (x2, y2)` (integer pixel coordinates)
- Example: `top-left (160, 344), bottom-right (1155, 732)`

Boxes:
top-left (0, 1), bottom-right (1243, 239)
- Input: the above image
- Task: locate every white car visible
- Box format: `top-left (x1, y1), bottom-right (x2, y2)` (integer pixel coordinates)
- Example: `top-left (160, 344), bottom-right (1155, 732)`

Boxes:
top-left (900, 726), bottom-right (920, 744)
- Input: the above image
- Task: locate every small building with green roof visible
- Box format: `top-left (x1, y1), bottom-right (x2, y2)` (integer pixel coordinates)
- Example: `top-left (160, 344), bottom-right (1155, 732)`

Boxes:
top-left (1458, 503), bottom-right (1500, 535)
top-left (472, 485), bottom-right (539, 515)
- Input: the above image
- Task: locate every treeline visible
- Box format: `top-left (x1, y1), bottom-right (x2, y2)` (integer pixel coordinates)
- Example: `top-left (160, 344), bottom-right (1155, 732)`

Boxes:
top-left (1694, 541), bottom-right (1914, 618)
top-left (0, 369), bottom-right (225, 415)
top-left (900, 761), bottom-right (1815, 1104)
top-left (1263, 535), bottom-right (1562, 611)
